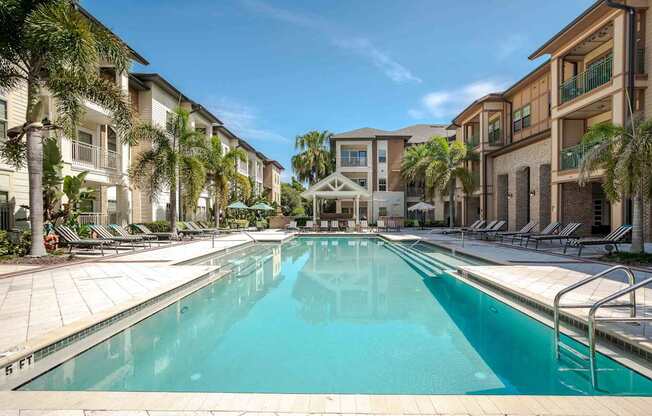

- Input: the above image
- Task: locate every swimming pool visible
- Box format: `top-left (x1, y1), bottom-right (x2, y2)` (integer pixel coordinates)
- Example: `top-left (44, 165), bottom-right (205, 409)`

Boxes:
top-left (20, 237), bottom-right (652, 395)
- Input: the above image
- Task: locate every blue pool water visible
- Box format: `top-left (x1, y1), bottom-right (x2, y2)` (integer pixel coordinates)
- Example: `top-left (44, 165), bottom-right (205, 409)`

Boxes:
top-left (21, 237), bottom-right (652, 395)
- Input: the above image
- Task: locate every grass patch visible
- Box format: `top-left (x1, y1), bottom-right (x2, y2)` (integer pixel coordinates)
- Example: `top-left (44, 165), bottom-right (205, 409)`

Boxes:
top-left (601, 252), bottom-right (652, 267)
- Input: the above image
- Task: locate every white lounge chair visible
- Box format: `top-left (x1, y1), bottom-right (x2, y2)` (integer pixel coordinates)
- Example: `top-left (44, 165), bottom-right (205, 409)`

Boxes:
top-left (359, 220), bottom-right (369, 232)
top-left (347, 220), bottom-right (356, 232)
top-left (320, 220), bottom-right (329, 232)
top-left (286, 221), bottom-right (298, 231)
top-left (330, 220), bottom-right (340, 231)
top-left (377, 219), bottom-right (386, 232)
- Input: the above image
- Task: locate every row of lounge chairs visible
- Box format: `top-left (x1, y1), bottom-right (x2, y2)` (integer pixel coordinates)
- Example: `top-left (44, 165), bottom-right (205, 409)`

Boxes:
top-left (287, 220), bottom-right (371, 232)
top-left (442, 219), bottom-right (633, 256)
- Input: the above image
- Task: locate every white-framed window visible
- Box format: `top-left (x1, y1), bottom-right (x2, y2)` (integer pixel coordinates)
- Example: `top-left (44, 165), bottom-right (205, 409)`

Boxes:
top-left (522, 104), bottom-right (531, 128)
top-left (378, 149), bottom-right (386, 163)
top-left (513, 109), bottom-right (522, 132)
top-left (378, 178), bottom-right (387, 191)
top-left (0, 99), bottom-right (7, 140)
top-left (378, 207), bottom-right (388, 217)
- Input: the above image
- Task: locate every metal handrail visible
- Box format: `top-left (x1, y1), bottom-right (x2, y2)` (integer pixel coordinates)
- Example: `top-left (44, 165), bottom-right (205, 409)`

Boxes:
top-left (587, 276), bottom-right (652, 387)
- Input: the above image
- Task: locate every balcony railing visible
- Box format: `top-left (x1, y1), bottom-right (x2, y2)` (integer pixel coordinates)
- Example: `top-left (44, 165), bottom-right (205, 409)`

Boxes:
top-left (560, 55), bottom-right (613, 104)
top-left (71, 141), bottom-right (120, 172)
top-left (560, 141), bottom-right (600, 171)
top-left (467, 133), bottom-right (480, 148)
top-left (78, 212), bottom-right (108, 225)
top-left (339, 156), bottom-right (367, 167)
top-left (488, 128), bottom-right (502, 146)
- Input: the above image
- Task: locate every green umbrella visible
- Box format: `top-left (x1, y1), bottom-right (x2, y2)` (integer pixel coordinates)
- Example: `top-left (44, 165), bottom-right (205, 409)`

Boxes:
top-left (250, 202), bottom-right (274, 211)
top-left (227, 201), bottom-right (250, 209)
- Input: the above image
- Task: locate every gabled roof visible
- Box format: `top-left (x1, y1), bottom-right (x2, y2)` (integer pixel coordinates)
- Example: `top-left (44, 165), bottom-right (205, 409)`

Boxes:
top-left (265, 160), bottom-right (285, 170)
top-left (332, 127), bottom-right (397, 139)
top-left (392, 124), bottom-right (455, 144)
top-left (451, 93), bottom-right (505, 126)
top-left (301, 172), bottom-right (371, 199)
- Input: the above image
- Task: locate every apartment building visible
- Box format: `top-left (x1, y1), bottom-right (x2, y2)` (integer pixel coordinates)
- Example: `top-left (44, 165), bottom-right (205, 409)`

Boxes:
top-left (302, 125), bottom-right (453, 222)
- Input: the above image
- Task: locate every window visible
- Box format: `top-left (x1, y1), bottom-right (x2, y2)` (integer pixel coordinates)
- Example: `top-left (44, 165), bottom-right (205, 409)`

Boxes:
top-left (0, 99), bottom-right (6, 140)
top-left (488, 118), bottom-right (501, 144)
top-left (77, 130), bottom-right (93, 145)
top-left (513, 109), bottom-right (522, 132)
top-left (353, 178), bottom-right (367, 188)
top-left (165, 111), bottom-right (176, 134)
top-left (522, 104), bottom-right (531, 128)
top-left (378, 207), bottom-right (388, 217)
top-left (195, 127), bottom-right (207, 135)
top-left (107, 126), bottom-right (117, 152)
top-left (378, 149), bottom-right (387, 163)
top-left (378, 178), bottom-right (387, 191)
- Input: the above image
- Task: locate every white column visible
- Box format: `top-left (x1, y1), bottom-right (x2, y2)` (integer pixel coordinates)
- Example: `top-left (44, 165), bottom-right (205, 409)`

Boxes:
top-left (355, 196), bottom-right (359, 223)
top-left (313, 195), bottom-right (317, 223)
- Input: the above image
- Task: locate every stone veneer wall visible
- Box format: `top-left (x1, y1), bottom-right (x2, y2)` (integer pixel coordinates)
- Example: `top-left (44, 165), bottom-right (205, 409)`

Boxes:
top-left (496, 174), bottom-right (509, 223)
top-left (539, 164), bottom-right (551, 227)
top-left (491, 138), bottom-right (551, 231)
top-left (560, 182), bottom-right (593, 237)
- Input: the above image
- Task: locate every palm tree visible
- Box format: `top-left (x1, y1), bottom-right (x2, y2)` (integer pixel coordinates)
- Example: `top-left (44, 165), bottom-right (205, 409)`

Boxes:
top-left (401, 136), bottom-right (476, 227)
top-left (129, 108), bottom-right (205, 236)
top-left (578, 116), bottom-right (652, 254)
top-left (201, 135), bottom-right (247, 228)
top-left (291, 130), bottom-right (333, 185)
top-left (0, 0), bottom-right (134, 256)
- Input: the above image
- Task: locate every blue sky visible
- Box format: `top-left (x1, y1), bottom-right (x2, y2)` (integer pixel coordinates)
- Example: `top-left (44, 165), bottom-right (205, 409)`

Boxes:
top-left (84, 0), bottom-right (594, 180)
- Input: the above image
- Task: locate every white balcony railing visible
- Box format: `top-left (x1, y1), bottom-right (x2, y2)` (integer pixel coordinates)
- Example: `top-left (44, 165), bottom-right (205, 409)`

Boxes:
top-left (338, 156), bottom-right (368, 167)
top-left (78, 212), bottom-right (108, 225)
top-left (71, 141), bottom-right (120, 172)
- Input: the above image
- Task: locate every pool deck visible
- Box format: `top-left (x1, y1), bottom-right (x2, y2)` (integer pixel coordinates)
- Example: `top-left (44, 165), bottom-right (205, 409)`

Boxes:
top-left (1, 230), bottom-right (652, 415)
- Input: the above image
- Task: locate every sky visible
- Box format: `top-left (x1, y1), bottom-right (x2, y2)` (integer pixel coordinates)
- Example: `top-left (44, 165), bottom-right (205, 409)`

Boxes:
top-left (84, 0), bottom-right (595, 181)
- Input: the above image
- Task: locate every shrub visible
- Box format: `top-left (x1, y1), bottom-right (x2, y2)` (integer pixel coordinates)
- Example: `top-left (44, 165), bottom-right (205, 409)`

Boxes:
top-left (140, 221), bottom-right (171, 232)
top-left (0, 230), bottom-right (32, 257)
top-left (228, 219), bottom-right (249, 229)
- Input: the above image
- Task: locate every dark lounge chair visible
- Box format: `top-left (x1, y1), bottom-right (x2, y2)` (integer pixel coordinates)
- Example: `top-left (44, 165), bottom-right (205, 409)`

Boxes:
top-left (524, 222), bottom-right (582, 249)
top-left (493, 221), bottom-right (537, 242)
top-left (133, 224), bottom-right (176, 240)
top-left (511, 222), bottom-right (561, 245)
top-left (564, 225), bottom-right (633, 256)
top-left (55, 225), bottom-right (117, 255)
top-left (89, 224), bottom-right (142, 250)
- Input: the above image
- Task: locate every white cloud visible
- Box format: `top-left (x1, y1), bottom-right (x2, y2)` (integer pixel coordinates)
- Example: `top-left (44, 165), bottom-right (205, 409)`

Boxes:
top-left (207, 98), bottom-right (290, 144)
top-left (240, 0), bottom-right (421, 84)
top-left (409, 79), bottom-right (510, 120)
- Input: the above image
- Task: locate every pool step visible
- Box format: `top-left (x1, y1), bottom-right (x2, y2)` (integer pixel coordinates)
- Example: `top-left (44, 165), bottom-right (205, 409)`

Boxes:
top-left (385, 243), bottom-right (443, 277)
top-left (398, 243), bottom-right (454, 272)
top-left (559, 341), bottom-right (589, 362)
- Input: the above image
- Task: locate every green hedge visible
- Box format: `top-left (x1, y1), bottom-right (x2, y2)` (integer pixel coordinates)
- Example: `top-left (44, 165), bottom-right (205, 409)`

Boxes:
top-left (137, 221), bottom-right (171, 232)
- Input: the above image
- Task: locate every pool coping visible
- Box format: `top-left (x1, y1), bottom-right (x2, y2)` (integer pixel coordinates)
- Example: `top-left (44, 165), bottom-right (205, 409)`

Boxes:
top-left (0, 240), bottom-right (260, 388)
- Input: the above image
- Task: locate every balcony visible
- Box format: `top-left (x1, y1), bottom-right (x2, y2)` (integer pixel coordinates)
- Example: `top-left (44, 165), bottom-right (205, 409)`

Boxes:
top-left (339, 156), bottom-right (367, 167)
top-left (559, 55), bottom-right (612, 104)
top-left (488, 128), bottom-right (502, 146)
top-left (71, 141), bottom-right (120, 172)
top-left (560, 141), bottom-right (600, 171)
top-left (467, 133), bottom-right (479, 148)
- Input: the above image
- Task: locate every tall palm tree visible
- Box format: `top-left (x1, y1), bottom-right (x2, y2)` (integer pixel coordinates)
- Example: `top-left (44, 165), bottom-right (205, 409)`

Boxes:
top-left (201, 135), bottom-right (247, 228)
top-left (291, 130), bottom-right (333, 185)
top-left (578, 116), bottom-right (652, 254)
top-left (402, 136), bottom-right (476, 227)
top-left (129, 108), bottom-right (205, 236)
top-left (0, 0), bottom-right (134, 256)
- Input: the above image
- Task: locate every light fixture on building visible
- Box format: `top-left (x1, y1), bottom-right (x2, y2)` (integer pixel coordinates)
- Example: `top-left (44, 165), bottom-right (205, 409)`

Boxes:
top-left (530, 189), bottom-right (536, 197)
top-left (507, 192), bottom-right (513, 199)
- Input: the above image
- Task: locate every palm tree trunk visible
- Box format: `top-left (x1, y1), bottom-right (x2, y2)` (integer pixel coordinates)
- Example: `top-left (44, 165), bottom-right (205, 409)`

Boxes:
top-left (169, 176), bottom-right (178, 238)
top-left (631, 192), bottom-right (644, 253)
top-left (214, 180), bottom-right (220, 229)
top-left (27, 127), bottom-right (47, 257)
top-left (448, 181), bottom-right (455, 228)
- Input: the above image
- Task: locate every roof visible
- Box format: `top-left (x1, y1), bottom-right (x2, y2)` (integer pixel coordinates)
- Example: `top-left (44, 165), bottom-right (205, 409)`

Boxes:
top-left (502, 60), bottom-right (551, 97)
top-left (451, 93), bottom-right (505, 125)
top-left (392, 124), bottom-right (456, 144)
top-left (301, 172), bottom-right (371, 199)
top-left (75, 4), bottom-right (149, 66)
top-left (265, 160), bottom-right (285, 170)
top-left (190, 103), bottom-right (222, 125)
top-left (528, 0), bottom-right (611, 60)
top-left (331, 127), bottom-right (399, 139)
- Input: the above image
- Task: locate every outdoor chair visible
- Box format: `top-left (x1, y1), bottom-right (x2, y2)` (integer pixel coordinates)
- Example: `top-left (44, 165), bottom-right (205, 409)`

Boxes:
top-left (564, 225), bottom-right (633, 256)
top-left (377, 219), bottom-right (387, 232)
top-left (319, 220), bottom-right (329, 232)
top-left (511, 222), bottom-right (561, 245)
top-left (347, 220), bottom-right (356, 232)
top-left (133, 224), bottom-right (176, 240)
top-left (524, 222), bottom-right (582, 249)
top-left (88, 224), bottom-right (142, 250)
top-left (189, 221), bottom-right (218, 232)
top-left (110, 224), bottom-right (157, 247)
top-left (177, 222), bottom-right (206, 239)
top-left (464, 220), bottom-right (498, 238)
top-left (300, 220), bottom-right (314, 232)
top-left (286, 221), bottom-right (298, 231)
top-left (330, 220), bottom-right (340, 231)
top-left (470, 220), bottom-right (506, 239)
top-left (440, 219), bottom-right (484, 235)
top-left (55, 225), bottom-right (118, 255)
top-left (492, 221), bottom-right (536, 242)
top-left (359, 220), bottom-right (369, 232)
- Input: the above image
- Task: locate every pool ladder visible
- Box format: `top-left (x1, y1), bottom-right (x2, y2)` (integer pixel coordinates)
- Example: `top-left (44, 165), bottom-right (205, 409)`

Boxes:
top-left (553, 265), bottom-right (652, 388)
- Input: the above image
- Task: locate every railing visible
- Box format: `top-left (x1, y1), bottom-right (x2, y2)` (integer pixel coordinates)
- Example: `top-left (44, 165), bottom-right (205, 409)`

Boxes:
top-left (467, 133), bottom-right (479, 148)
top-left (559, 55), bottom-right (612, 104)
top-left (78, 212), bottom-right (108, 225)
top-left (339, 156), bottom-right (367, 167)
top-left (636, 47), bottom-right (645, 74)
top-left (71, 141), bottom-right (120, 172)
top-left (0, 202), bottom-right (13, 231)
top-left (488, 128), bottom-right (502, 146)
top-left (560, 140), bottom-right (600, 170)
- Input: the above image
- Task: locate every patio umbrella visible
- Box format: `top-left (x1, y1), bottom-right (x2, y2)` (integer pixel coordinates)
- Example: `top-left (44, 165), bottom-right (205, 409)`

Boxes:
top-left (250, 202), bottom-right (274, 211)
top-left (408, 201), bottom-right (435, 211)
top-left (227, 201), bottom-right (250, 209)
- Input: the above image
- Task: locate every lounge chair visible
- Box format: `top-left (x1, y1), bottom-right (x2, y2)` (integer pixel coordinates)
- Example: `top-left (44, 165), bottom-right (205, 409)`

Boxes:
top-left (377, 219), bottom-right (387, 232)
top-left (464, 220), bottom-right (498, 237)
top-left (177, 222), bottom-right (206, 239)
top-left (440, 220), bottom-right (484, 235)
top-left (347, 220), bottom-right (356, 232)
top-left (524, 222), bottom-right (582, 249)
top-left (319, 220), bottom-right (329, 232)
top-left (88, 224), bottom-right (142, 250)
top-left (300, 220), bottom-right (314, 232)
top-left (470, 220), bottom-right (506, 239)
top-left (189, 221), bottom-right (218, 233)
top-left (133, 224), bottom-right (176, 240)
top-left (564, 225), bottom-right (633, 256)
top-left (511, 222), bottom-right (561, 245)
top-left (330, 220), bottom-right (340, 231)
top-left (493, 221), bottom-right (537, 242)
top-left (286, 221), bottom-right (298, 231)
top-left (110, 224), bottom-right (157, 247)
top-left (359, 220), bottom-right (369, 232)
top-left (55, 225), bottom-right (118, 255)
